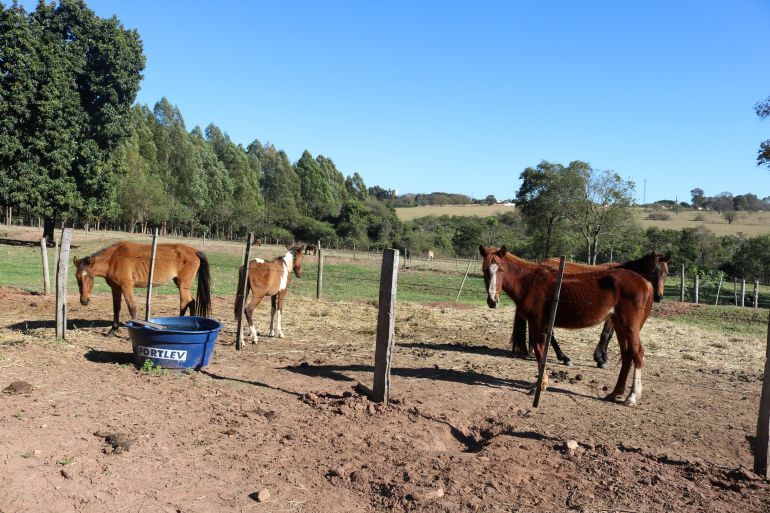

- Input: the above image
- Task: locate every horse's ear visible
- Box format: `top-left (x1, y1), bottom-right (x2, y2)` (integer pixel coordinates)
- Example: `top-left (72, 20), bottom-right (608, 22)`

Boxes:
top-left (660, 252), bottom-right (671, 263)
top-left (479, 245), bottom-right (488, 257)
top-left (499, 245), bottom-right (508, 257)
top-left (73, 257), bottom-right (80, 266)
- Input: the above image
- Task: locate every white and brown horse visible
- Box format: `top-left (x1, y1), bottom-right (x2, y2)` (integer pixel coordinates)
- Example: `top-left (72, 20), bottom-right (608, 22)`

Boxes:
top-left (234, 245), bottom-right (305, 343)
top-left (480, 245), bottom-right (653, 406)
top-left (74, 242), bottom-right (211, 336)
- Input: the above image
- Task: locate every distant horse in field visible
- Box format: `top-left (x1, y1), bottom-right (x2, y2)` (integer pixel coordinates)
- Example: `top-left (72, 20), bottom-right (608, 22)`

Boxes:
top-left (252, 238), bottom-right (262, 246)
top-left (303, 244), bottom-right (318, 256)
top-left (427, 250), bottom-right (434, 261)
top-left (235, 245), bottom-right (305, 343)
top-left (74, 242), bottom-right (211, 336)
top-left (480, 245), bottom-right (653, 406)
top-left (511, 251), bottom-right (670, 367)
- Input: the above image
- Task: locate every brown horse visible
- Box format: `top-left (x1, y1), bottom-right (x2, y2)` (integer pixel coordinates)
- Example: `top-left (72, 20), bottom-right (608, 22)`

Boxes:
top-left (234, 245), bottom-right (305, 343)
top-left (480, 245), bottom-right (653, 406)
top-left (74, 242), bottom-right (211, 336)
top-left (303, 244), bottom-right (318, 256)
top-left (512, 251), bottom-right (670, 367)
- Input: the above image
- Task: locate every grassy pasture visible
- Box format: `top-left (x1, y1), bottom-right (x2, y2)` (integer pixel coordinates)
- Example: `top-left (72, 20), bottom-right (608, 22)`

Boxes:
top-left (396, 204), bottom-right (770, 237)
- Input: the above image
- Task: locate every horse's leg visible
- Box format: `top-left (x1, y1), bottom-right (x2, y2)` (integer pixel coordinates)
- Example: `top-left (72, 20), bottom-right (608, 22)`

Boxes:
top-left (549, 334), bottom-right (572, 367)
top-left (269, 293), bottom-right (285, 338)
top-left (245, 293), bottom-right (262, 343)
top-left (122, 286), bottom-right (138, 322)
top-left (594, 319), bottom-right (614, 369)
top-left (106, 285), bottom-right (122, 337)
top-left (268, 295), bottom-right (277, 337)
top-left (606, 321), bottom-right (632, 402)
top-left (529, 324), bottom-right (548, 394)
top-left (510, 313), bottom-right (529, 358)
top-left (623, 331), bottom-right (645, 407)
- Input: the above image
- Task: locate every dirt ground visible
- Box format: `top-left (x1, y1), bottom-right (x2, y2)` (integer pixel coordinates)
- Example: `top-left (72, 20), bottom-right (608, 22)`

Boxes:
top-left (1, 286), bottom-right (769, 513)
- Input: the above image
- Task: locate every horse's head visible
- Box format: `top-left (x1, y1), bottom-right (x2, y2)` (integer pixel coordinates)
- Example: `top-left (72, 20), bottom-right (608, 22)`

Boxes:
top-left (479, 244), bottom-right (507, 308)
top-left (653, 252), bottom-right (671, 302)
top-left (73, 256), bottom-right (94, 306)
top-left (292, 246), bottom-right (305, 278)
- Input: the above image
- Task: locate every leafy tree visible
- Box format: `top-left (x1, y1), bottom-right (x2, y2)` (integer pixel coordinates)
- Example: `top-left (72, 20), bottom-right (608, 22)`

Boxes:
top-left (0, 1), bottom-right (145, 242)
top-left (345, 172), bottom-right (368, 201)
top-left (690, 188), bottom-right (705, 209)
top-left (296, 150), bottom-right (336, 218)
top-left (723, 210), bottom-right (738, 224)
top-left (484, 195), bottom-right (497, 205)
top-left (515, 160), bottom-right (589, 258)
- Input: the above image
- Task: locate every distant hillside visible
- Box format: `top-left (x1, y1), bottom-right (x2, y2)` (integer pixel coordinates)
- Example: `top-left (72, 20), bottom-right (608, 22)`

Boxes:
top-left (396, 204), bottom-right (770, 236)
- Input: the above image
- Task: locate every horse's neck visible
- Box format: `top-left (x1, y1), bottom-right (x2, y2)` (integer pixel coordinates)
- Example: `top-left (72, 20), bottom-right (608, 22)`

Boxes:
top-left (90, 248), bottom-right (115, 277)
top-left (501, 255), bottom-right (536, 302)
top-left (620, 256), bottom-right (654, 275)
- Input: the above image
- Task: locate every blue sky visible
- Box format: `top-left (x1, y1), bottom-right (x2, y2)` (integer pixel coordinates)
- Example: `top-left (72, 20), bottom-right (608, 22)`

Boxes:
top-left (21, 0), bottom-right (770, 203)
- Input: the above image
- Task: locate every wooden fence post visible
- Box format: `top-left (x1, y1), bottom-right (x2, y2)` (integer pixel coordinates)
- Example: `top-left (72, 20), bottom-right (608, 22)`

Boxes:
top-left (694, 274), bottom-right (700, 304)
top-left (55, 228), bottom-right (73, 339)
top-left (235, 233), bottom-right (254, 350)
top-left (371, 248), bottom-right (400, 403)
top-left (754, 308), bottom-right (770, 478)
top-left (741, 279), bottom-right (746, 307)
top-left (533, 256), bottom-right (566, 408)
top-left (755, 281), bottom-right (760, 309)
top-left (680, 264), bottom-right (685, 302)
top-left (455, 260), bottom-right (473, 302)
top-left (316, 248), bottom-right (324, 300)
top-left (734, 277), bottom-right (738, 306)
top-left (40, 237), bottom-right (50, 295)
top-left (144, 228), bottom-right (159, 321)
top-left (715, 273), bottom-right (723, 305)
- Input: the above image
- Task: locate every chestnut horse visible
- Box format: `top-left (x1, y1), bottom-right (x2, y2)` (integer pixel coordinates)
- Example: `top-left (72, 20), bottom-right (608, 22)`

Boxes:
top-left (512, 251), bottom-right (670, 367)
top-left (480, 245), bottom-right (653, 406)
top-left (74, 242), bottom-right (211, 336)
top-left (234, 245), bottom-right (305, 343)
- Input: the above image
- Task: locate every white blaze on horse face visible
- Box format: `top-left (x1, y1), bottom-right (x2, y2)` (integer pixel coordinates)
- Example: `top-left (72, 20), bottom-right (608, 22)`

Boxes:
top-left (488, 263), bottom-right (499, 302)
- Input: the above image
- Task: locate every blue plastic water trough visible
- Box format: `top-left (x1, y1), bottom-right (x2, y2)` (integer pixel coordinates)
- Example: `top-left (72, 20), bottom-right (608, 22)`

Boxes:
top-left (126, 316), bottom-right (222, 370)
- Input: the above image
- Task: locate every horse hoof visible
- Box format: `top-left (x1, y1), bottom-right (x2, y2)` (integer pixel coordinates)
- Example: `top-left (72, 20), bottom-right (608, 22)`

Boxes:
top-left (561, 359), bottom-right (573, 367)
top-left (104, 329), bottom-right (117, 337)
top-left (623, 396), bottom-right (638, 407)
top-left (604, 393), bottom-right (623, 402)
top-left (597, 361), bottom-right (608, 369)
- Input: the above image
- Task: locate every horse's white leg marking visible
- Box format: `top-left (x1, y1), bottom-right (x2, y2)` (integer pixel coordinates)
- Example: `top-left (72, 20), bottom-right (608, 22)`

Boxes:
top-left (249, 324), bottom-right (258, 343)
top-left (488, 263), bottom-right (498, 302)
top-left (624, 367), bottom-right (642, 406)
top-left (275, 309), bottom-right (284, 338)
top-left (269, 304), bottom-right (276, 337)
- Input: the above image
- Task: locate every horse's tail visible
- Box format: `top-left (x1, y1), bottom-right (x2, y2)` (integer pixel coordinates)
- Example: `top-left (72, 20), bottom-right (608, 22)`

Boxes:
top-left (195, 251), bottom-right (212, 317)
top-left (234, 263), bottom-right (250, 319)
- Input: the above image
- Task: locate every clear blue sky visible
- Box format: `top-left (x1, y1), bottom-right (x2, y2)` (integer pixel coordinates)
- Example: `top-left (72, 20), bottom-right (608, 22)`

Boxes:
top-left (23, 0), bottom-right (770, 203)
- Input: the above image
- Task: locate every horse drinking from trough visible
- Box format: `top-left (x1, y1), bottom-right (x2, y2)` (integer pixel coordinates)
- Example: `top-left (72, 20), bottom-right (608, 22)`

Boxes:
top-left (480, 245), bottom-right (653, 406)
top-left (74, 242), bottom-right (212, 336)
top-left (234, 245), bottom-right (305, 343)
top-left (511, 251), bottom-right (670, 367)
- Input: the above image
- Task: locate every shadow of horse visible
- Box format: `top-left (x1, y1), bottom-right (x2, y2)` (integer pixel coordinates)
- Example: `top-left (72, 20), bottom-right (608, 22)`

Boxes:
top-left (284, 362), bottom-right (533, 391)
top-left (6, 319), bottom-right (114, 331)
top-left (397, 341), bottom-right (514, 359)
top-left (84, 348), bottom-right (135, 365)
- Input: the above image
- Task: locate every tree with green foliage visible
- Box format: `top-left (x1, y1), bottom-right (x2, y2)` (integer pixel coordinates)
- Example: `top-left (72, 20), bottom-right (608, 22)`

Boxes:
top-left (0, 0), bottom-right (144, 242)
top-left (345, 172), bottom-right (368, 201)
top-left (515, 160), bottom-right (589, 258)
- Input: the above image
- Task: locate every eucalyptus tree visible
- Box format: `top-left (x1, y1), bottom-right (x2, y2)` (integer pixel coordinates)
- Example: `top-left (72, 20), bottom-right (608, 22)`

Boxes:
top-left (756, 96), bottom-right (770, 169)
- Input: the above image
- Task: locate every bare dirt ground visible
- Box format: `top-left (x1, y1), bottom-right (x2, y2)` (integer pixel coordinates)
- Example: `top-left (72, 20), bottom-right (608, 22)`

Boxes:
top-left (1, 286), bottom-right (769, 512)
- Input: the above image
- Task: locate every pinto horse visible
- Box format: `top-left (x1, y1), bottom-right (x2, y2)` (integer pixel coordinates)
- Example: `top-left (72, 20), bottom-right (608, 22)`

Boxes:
top-left (234, 245), bottom-right (305, 343)
top-left (74, 242), bottom-right (211, 336)
top-left (511, 251), bottom-right (670, 367)
top-left (480, 245), bottom-right (653, 406)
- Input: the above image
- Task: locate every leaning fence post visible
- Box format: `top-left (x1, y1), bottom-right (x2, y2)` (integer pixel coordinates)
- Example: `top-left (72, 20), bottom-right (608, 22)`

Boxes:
top-left (316, 248), bottom-right (324, 300)
top-left (145, 228), bottom-right (159, 321)
top-left (754, 308), bottom-right (770, 478)
top-left (734, 277), bottom-right (738, 306)
top-left (680, 264), bottom-right (685, 302)
top-left (755, 281), bottom-right (760, 309)
top-left (715, 273), bottom-right (724, 305)
top-left (55, 228), bottom-right (73, 339)
top-left (371, 248), bottom-right (400, 403)
top-left (694, 274), bottom-right (700, 304)
top-left (40, 237), bottom-right (50, 295)
top-left (455, 260), bottom-right (473, 302)
top-left (533, 256), bottom-right (566, 408)
top-left (235, 232), bottom-right (254, 350)
top-left (741, 279), bottom-right (746, 308)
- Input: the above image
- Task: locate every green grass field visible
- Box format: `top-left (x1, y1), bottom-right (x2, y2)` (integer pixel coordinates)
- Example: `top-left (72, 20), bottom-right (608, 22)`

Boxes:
top-left (396, 204), bottom-right (770, 237)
